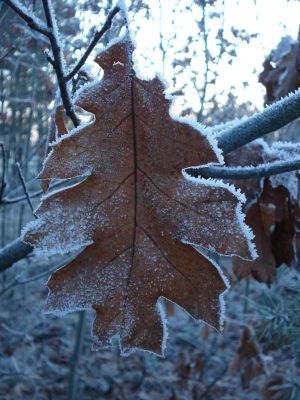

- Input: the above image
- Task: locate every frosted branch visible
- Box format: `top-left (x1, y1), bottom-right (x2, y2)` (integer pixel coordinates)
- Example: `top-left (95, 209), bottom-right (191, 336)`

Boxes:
top-left (187, 159), bottom-right (300, 180)
top-left (197, 0), bottom-right (209, 121)
top-left (216, 90), bottom-right (300, 154)
top-left (64, 6), bottom-right (120, 82)
top-left (4, 0), bottom-right (80, 127)
top-left (0, 256), bottom-right (75, 298)
top-left (2, 0), bottom-right (51, 36)
top-left (5, 0), bottom-right (120, 128)
top-left (0, 239), bottom-right (33, 273)
top-left (0, 46), bottom-right (16, 61)
top-left (16, 162), bottom-right (37, 216)
top-left (0, 143), bottom-right (6, 201)
top-left (2, 181), bottom-right (71, 205)
top-left (41, 0), bottom-right (81, 127)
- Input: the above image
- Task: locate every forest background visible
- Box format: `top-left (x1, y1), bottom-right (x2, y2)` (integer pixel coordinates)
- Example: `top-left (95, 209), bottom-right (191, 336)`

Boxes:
top-left (0, 0), bottom-right (300, 399)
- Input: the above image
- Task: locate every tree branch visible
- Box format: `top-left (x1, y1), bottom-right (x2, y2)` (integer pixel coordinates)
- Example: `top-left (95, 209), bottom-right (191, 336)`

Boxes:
top-left (0, 46), bottom-right (16, 61)
top-left (0, 238), bottom-right (33, 273)
top-left (216, 90), bottom-right (300, 154)
top-left (41, 0), bottom-right (80, 127)
top-left (44, 48), bottom-right (55, 67)
top-left (15, 162), bottom-right (36, 216)
top-left (2, 180), bottom-right (65, 205)
top-left (4, 0), bottom-right (80, 127)
top-left (64, 6), bottom-right (120, 82)
top-left (5, 0), bottom-right (119, 128)
top-left (187, 159), bottom-right (300, 180)
top-left (2, 0), bottom-right (50, 36)
top-left (197, 0), bottom-right (209, 121)
top-left (0, 143), bottom-right (6, 201)
top-left (0, 256), bottom-right (75, 298)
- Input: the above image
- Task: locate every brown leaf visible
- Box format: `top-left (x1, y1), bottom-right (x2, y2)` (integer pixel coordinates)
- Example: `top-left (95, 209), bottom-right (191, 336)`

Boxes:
top-left (228, 139), bottom-right (299, 283)
top-left (233, 177), bottom-right (297, 284)
top-left (233, 202), bottom-right (277, 284)
top-left (231, 326), bottom-right (264, 389)
top-left (260, 180), bottom-right (295, 268)
top-left (259, 34), bottom-right (300, 104)
top-left (23, 35), bottom-right (253, 355)
top-left (54, 105), bottom-right (68, 137)
top-left (164, 299), bottom-right (176, 317)
top-left (262, 375), bottom-right (285, 400)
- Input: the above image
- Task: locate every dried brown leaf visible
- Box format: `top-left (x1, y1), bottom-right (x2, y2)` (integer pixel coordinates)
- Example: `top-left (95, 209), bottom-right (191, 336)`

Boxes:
top-left (259, 35), bottom-right (300, 104)
top-left (231, 326), bottom-right (264, 389)
top-left (23, 35), bottom-right (253, 355)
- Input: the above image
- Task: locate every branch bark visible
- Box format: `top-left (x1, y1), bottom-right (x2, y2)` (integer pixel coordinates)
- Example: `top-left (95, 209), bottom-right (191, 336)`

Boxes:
top-left (0, 143), bottom-right (6, 201)
top-left (2, 0), bottom-right (50, 36)
top-left (4, 0), bottom-right (120, 128)
top-left (16, 162), bottom-right (36, 216)
top-left (2, 180), bottom-right (66, 205)
top-left (197, 0), bottom-right (209, 121)
top-left (41, 0), bottom-right (80, 127)
top-left (0, 238), bottom-right (33, 273)
top-left (216, 90), bottom-right (300, 154)
top-left (187, 159), bottom-right (300, 180)
top-left (64, 6), bottom-right (120, 82)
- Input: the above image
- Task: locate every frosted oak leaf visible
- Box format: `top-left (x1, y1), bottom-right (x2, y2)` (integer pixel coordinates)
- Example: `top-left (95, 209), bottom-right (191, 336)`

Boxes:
top-left (23, 35), bottom-right (255, 355)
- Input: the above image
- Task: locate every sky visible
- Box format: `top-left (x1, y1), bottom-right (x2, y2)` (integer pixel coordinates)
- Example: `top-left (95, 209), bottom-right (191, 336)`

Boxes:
top-left (80, 0), bottom-right (300, 117)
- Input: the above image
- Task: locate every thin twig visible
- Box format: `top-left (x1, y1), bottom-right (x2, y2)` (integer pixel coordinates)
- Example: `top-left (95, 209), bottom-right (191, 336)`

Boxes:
top-left (216, 89), bottom-right (300, 154)
top-left (0, 142), bottom-right (6, 201)
top-left (68, 311), bottom-right (86, 400)
top-left (158, 0), bottom-right (166, 76)
top-left (187, 158), bottom-right (300, 179)
top-left (0, 256), bottom-right (75, 298)
top-left (0, 321), bottom-right (28, 336)
top-left (0, 238), bottom-right (33, 272)
top-left (4, 136), bottom-right (46, 197)
top-left (0, 46), bottom-right (16, 62)
top-left (198, 363), bottom-right (229, 399)
top-left (16, 162), bottom-right (36, 217)
top-left (3, 0), bottom-right (80, 127)
top-left (64, 6), bottom-right (120, 82)
top-left (41, 0), bottom-right (80, 127)
top-left (243, 279), bottom-right (250, 316)
top-left (197, 0), bottom-right (209, 121)
top-left (2, 0), bottom-right (50, 36)
top-left (2, 180), bottom-right (65, 205)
